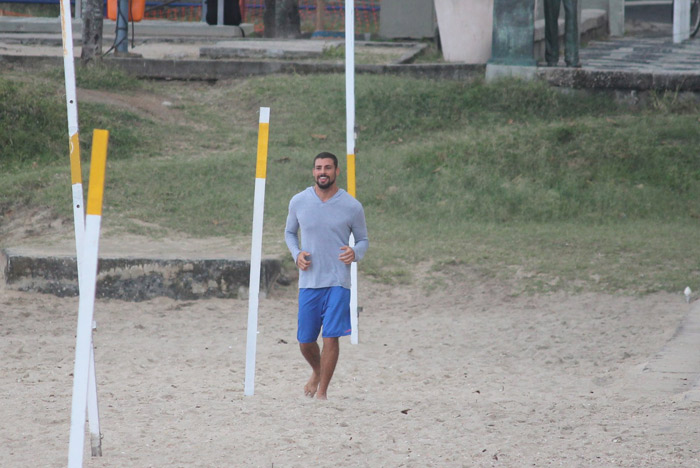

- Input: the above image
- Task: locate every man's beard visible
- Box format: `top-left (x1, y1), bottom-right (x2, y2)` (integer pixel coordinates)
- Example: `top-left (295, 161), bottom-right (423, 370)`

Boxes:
top-left (316, 175), bottom-right (334, 189)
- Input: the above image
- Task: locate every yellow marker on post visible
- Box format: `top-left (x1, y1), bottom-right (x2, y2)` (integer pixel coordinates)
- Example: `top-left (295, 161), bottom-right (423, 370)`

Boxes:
top-left (256, 116), bottom-right (269, 180)
top-left (86, 131), bottom-right (108, 216)
top-left (69, 134), bottom-right (81, 185)
top-left (347, 153), bottom-right (356, 198)
top-left (245, 107), bottom-right (271, 396)
top-left (68, 130), bottom-right (109, 468)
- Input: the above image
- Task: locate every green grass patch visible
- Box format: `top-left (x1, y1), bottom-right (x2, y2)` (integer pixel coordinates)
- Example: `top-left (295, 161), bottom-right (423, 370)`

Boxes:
top-left (1, 71), bottom-right (699, 295)
top-left (0, 3), bottom-right (61, 17)
top-left (42, 63), bottom-right (144, 91)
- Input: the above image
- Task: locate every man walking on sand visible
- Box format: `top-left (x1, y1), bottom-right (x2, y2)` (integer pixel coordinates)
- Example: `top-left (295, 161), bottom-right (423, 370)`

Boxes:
top-left (284, 152), bottom-right (369, 400)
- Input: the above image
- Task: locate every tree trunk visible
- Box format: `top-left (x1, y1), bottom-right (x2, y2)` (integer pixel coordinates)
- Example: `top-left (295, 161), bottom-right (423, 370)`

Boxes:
top-left (315, 0), bottom-right (326, 32)
top-left (276, 0), bottom-right (301, 38)
top-left (80, 0), bottom-right (104, 63)
top-left (264, 0), bottom-right (301, 38)
top-left (263, 0), bottom-right (276, 38)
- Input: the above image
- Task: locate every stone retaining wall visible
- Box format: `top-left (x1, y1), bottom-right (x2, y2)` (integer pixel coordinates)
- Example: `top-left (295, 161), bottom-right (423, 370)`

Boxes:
top-left (2, 249), bottom-right (282, 301)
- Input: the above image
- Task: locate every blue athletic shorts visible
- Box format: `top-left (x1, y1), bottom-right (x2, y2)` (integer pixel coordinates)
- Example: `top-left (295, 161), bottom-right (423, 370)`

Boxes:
top-left (297, 287), bottom-right (351, 343)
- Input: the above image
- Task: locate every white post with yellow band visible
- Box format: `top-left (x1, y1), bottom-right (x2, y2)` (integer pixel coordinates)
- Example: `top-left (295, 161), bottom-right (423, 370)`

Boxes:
top-left (68, 130), bottom-right (109, 468)
top-left (345, 0), bottom-right (359, 345)
top-left (61, 0), bottom-right (83, 246)
top-left (245, 107), bottom-right (270, 396)
top-left (60, 0), bottom-right (102, 458)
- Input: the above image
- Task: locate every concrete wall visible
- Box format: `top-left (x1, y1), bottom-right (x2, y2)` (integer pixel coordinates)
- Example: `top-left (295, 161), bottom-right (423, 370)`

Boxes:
top-left (2, 249), bottom-right (282, 301)
top-left (379, 0), bottom-right (436, 39)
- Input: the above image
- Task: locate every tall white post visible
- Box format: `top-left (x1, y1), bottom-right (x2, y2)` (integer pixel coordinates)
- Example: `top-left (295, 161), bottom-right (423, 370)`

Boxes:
top-left (345, 0), bottom-right (355, 162)
top-left (68, 130), bottom-right (109, 468)
top-left (244, 107), bottom-right (271, 396)
top-left (345, 0), bottom-right (359, 345)
top-left (60, 0), bottom-right (102, 458)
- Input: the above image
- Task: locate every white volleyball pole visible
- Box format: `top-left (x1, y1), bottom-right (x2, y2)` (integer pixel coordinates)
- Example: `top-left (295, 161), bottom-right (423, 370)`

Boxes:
top-left (68, 130), bottom-right (109, 468)
top-left (86, 344), bottom-right (101, 456)
top-left (59, 0), bottom-right (102, 457)
top-left (345, 0), bottom-right (359, 345)
top-left (244, 107), bottom-right (271, 396)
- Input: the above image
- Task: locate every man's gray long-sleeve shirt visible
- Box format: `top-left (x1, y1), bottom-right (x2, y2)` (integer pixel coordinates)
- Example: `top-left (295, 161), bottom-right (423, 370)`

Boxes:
top-left (284, 187), bottom-right (369, 289)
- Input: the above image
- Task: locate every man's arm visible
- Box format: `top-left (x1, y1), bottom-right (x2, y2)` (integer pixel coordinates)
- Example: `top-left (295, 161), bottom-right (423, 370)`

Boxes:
top-left (284, 200), bottom-right (302, 262)
top-left (349, 205), bottom-right (369, 262)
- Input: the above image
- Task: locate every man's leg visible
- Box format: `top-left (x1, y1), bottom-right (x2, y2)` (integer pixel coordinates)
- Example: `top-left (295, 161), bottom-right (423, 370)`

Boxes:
top-left (297, 288), bottom-right (323, 397)
top-left (543, 0), bottom-right (561, 65)
top-left (300, 341), bottom-right (321, 397)
top-left (563, 0), bottom-right (580, 66)
top-left (316, 337), bottom-right (339, 400)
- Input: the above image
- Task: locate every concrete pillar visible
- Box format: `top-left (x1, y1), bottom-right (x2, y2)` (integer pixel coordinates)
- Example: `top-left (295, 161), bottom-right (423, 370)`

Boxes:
top-left (434, 0), bottom-right (494, 63)
top-left (487, 0), bottom-right (536, 81)
top-left (490, 0), bottom-right (536, 65)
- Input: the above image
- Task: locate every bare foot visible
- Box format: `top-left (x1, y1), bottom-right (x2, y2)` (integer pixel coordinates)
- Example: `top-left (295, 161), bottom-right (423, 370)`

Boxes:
top-left (304, 373), bottom-right (320, 397)
top-left (316, 392), bottom-right (327, 400)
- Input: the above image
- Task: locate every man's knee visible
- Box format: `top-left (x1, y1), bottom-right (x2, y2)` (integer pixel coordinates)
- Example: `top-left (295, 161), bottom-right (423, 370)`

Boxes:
top-left (322, 336), bottom-right (339, 347)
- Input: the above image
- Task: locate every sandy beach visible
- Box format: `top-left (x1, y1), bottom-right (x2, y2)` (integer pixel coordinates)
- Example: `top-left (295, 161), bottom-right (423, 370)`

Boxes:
top-left (2, 265), bottom-right (699, 467)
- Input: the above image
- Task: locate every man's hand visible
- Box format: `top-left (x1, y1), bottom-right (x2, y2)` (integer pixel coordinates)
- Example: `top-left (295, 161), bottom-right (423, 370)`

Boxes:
top-left (339, 246), bottom-right (355, 265)
top-left (296, 251), bottom-right (311, 271)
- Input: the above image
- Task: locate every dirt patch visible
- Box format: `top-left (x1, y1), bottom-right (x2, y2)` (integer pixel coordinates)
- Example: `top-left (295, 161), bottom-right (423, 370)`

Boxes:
top-left (0, 205), bottom-right (72, 249)
top-left (0, 205), bottom-right (252, 260)
top-left (77, 88), bottom-right (187, 124)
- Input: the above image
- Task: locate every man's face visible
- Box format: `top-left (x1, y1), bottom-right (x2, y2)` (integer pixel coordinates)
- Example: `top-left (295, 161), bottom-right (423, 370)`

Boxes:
top-left (313, 158), bottom-right (339, 190)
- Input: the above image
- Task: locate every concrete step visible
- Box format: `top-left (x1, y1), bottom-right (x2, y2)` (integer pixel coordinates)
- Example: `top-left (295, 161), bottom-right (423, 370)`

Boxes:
top-left (1, 248), bottom-right (282, 301)
top-left (200, 38), bottom-right (341, 59)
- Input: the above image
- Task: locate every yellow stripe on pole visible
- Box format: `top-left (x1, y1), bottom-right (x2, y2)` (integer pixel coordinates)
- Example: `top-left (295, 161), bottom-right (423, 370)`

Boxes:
top-left (256, 122), bottom-right (269, 179)
top-left (86, 130), bottom-right (109, 216)
top-left (69, 133), bottom-right (82, 185)
top-left (347, 153), bottom-right (356, 198)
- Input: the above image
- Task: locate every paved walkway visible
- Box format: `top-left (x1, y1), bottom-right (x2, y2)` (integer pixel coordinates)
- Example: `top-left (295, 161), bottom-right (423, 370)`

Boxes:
top-left (581, 35), bottom-right (700, 73)
top-left (538, 33), bottom-right (700, 92)
top-left (626, 300), bottom-right (700, 402)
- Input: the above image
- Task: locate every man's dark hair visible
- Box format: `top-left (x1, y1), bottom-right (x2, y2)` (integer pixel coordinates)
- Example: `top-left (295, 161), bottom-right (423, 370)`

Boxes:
top-left (314, 152), bottom-right (338, 168)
